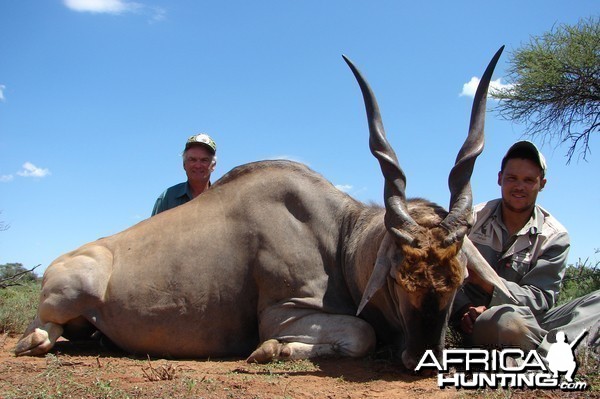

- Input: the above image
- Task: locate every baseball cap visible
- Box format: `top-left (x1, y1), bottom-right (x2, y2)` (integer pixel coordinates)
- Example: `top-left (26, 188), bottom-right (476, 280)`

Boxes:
top-left (185, 133), bottom-right (217, 154)
top-left (501, 140), bottom-right (547, 176)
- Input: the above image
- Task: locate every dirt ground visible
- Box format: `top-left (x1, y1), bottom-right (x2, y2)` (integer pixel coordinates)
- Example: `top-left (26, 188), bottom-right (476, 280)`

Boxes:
top-left (1, 334), bottom-right (597, 399)
top-left (1, 334), bottom-right (460, 399)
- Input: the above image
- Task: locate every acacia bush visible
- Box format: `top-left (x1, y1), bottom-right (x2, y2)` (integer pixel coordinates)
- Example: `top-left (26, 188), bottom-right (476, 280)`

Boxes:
top-left (0, 263), bottom-right (39, 288)
top-left (0, 263), bottom-right (41, 334)
top-left (0, 281), bottom-right (40, 335)
top-left (557, 255), bottom-right (600, 306)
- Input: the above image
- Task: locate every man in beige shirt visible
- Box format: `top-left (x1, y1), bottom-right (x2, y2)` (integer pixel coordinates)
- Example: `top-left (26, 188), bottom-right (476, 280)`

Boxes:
top-left (452, 141), bottom-right (599, 357)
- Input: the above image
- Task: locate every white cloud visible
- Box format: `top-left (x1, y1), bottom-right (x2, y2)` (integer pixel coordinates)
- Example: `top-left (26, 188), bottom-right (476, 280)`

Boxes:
top-left (0, 174), bottom-right (14, 183)
top-left (63, 0), bottom-right (138, 14)
top-left (63, 0), bottom-right (165, 21)
top-left (0, 84), bottom-right (5, 101)
top-left (459, 77), bottom-right (514, 98)
top-left (335, 184), bottom-right (353, 193)
top-left (148, 6), bottom-right (166, 23)
top-left (17, 162), bottom-right (51, 178)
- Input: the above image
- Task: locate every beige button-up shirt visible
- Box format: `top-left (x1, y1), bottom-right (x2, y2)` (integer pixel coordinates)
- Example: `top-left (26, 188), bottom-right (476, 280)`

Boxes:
top-left (453, 199), bottom-right (570, 318)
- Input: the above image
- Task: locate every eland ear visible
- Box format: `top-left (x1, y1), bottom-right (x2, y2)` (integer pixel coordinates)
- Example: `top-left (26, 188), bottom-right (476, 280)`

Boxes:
top-left (356, 234), bottom-right (395, 315)
top-left (461, 237), bottom-right (516, 303)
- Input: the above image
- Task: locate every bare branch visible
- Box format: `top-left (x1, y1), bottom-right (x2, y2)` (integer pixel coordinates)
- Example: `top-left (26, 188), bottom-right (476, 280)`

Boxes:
top-left (0, 264), bottom-right (41, 289)
top-left (0, 211), bottom-right (9, 232)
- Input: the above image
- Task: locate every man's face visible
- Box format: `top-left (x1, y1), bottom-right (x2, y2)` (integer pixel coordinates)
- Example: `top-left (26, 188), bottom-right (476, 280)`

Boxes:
top-left (498, 158), bottom-right (546, 215)
top-left (183, 146), bottom-right (215, 183)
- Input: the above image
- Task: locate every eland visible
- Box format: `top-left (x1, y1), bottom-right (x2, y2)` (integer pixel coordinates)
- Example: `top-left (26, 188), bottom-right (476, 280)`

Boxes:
top-left (16, 47), bottom-right (509, 370)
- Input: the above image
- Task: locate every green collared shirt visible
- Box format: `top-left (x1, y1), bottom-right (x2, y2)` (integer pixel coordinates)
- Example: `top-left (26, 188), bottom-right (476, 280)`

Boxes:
top-left (151, 182), bottom-right (193, 216)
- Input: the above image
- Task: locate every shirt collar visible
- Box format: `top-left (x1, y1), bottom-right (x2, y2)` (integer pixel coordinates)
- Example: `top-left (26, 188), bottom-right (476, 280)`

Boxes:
top-left (174, 182), bottom-right (194, 201)
top-left (492, 201), bottom-right (543, 236)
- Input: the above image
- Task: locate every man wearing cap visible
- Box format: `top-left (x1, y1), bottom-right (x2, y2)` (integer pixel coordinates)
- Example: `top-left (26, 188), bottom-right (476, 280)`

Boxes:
top-left (452, 140), bottom-right (599, 356)
top-left (151, 133), bottom-right (217, 216)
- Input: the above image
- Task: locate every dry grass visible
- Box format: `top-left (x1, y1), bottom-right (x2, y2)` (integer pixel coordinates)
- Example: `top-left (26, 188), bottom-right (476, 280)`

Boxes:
top-left (141, 355), bottom-right (180, 381)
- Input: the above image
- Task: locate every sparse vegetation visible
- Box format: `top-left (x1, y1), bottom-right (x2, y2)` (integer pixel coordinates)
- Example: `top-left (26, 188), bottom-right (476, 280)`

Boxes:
top-left (557, 253), bottom-right (600, 306)
top-left (0, 263), bottom-right (42, 335)
top-left (0, 280), bottom-right (40, 335)
top-left (1, 352), bottom-right (133, 399)
top-left (0, 263), bottom-right (40, 289)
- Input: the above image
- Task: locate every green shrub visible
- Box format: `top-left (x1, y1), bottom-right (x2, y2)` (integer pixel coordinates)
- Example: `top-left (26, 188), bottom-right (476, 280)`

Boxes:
top-left (0, 281), bottom-right (40, 335)
top-left (0, 263), bottom-right (39, 284)
top-left (557, 255), bottom-right (600, 306)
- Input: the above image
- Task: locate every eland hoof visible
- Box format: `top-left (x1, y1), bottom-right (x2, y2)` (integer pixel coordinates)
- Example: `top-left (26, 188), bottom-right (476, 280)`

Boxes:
top-left (246, 339), bottom-right (284, 363)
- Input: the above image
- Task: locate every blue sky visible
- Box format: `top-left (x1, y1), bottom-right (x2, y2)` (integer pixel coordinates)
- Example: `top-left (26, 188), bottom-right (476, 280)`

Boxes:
top-left (1, 1), bottom-right (598, 276)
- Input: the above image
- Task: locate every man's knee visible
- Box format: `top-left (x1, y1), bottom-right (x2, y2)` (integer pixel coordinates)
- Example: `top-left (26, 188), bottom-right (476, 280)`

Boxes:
top-left (472, 305), bottom-right (534, 349)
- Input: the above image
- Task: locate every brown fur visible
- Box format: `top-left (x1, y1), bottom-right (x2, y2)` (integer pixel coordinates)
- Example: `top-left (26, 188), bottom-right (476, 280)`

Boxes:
top-left (395, 236), bottom-right (464, 294)
top-left (394, 199), bottom-right (465, 295)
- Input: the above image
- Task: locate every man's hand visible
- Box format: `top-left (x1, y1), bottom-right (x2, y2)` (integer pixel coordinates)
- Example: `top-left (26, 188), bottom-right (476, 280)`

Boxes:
top-left (460, 305), bottom-right (488, 334)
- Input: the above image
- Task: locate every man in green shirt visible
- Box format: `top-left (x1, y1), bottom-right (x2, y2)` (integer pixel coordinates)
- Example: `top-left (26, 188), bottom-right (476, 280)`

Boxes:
top-left (152, 133), bottom-right (217, 216)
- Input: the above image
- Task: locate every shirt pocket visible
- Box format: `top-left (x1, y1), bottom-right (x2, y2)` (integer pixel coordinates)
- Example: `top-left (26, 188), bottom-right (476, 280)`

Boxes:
top-left (509, 252), bottom-right (532, 276)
